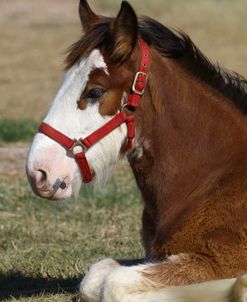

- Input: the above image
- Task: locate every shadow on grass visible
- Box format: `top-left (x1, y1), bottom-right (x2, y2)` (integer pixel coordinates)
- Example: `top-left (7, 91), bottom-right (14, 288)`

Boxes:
top-left (0, 271), bottom-right (82, 301)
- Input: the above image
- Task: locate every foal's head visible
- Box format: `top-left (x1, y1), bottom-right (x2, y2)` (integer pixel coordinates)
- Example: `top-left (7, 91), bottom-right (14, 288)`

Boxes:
top-left (26, 1), bottom-right (143, 199)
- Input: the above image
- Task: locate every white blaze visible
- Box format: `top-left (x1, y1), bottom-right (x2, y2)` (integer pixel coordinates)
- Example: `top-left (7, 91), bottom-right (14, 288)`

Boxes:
top-left (27, 49), bottom-right (127, 198)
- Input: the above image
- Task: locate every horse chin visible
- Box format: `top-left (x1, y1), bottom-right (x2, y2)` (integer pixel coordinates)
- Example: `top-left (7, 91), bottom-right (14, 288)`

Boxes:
top-left (49, 185), bottom-right (73, 201)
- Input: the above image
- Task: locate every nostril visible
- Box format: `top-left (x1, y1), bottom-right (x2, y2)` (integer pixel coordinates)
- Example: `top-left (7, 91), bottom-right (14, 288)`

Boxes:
top-left (38, 169), bottom-right (47, 182)
top-left (35, 169), bottom-right (48, 188)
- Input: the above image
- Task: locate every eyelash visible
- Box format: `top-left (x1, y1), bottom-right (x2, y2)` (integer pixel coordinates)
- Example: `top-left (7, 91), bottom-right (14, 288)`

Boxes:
top-left (85, 88), bottom-right (105, 100)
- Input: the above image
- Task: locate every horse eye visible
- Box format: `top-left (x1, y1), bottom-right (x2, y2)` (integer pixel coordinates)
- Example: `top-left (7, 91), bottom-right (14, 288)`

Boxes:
top-left (85, 88), bottom-right (105, 100)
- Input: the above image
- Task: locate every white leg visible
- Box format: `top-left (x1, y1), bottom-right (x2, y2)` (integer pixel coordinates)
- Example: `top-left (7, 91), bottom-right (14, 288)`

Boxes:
top-left (78, 258), bottom-right (145, 302)
top-left (79, 258), bottom-right (120, 302)
top-left (101, 263), bottom-right (245, 302)
top-left (233, 275), bottom-right (247, 302)
top-left (101, 264), bottom-right (153, 302)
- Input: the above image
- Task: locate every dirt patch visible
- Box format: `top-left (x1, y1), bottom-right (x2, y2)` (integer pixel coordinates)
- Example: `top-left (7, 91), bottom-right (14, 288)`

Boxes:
top-left (0, 142), bottom-right (28, 180)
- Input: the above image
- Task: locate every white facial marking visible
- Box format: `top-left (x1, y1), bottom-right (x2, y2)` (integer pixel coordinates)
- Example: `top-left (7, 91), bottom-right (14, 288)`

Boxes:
top-left (27, 49), bottom-right (127, 199)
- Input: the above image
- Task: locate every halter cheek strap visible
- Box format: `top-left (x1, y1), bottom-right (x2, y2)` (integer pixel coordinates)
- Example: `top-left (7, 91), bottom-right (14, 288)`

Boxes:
top-left (38, 40), bottom-right (151, 183)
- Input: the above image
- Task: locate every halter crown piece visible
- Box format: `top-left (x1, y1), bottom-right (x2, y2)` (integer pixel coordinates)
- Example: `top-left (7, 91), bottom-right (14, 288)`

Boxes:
top-left (38, 40), bottom-right (151, 183)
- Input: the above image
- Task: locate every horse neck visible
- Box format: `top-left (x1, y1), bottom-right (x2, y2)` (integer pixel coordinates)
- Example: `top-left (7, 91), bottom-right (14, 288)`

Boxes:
top-left (129, 49), bottom-right (247, 235)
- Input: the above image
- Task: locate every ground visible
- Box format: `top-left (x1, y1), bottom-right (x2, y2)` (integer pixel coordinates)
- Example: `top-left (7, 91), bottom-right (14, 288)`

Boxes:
top-left (0, 143), bottom-right (143, 301)
top-left (1, 0), bottom-right (247, 301)
top-left (0, 143), bottom-right (28, 181)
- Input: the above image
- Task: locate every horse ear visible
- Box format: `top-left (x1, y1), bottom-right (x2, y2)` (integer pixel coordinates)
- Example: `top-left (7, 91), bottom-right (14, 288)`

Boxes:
top-left (111, 1), bottom-right (138, 63)
top-left (79, 0), bottom-right (99, 30)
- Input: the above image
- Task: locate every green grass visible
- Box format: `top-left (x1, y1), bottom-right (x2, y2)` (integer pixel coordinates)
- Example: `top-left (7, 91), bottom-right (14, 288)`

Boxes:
top-left (0, 166), bottom-right (143, 301)
top-left (0, 119), bottom-right (38, 142)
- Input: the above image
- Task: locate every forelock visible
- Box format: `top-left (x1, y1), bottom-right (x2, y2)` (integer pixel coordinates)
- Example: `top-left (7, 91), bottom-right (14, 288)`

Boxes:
top-left (65, 17), bottom-right (113, 70)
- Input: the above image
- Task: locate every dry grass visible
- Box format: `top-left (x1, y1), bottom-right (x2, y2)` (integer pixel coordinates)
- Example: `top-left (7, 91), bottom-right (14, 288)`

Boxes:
top-left (0, 0), bottom-right (247, 119)
top-left (0, 142), bottom-right (28, 180)
top-left (0, 155), bottom-right (142, 302)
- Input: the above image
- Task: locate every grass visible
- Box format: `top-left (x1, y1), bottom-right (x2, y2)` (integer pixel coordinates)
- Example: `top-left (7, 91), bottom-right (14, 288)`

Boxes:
top-left (0, 165), bottom-right (143, 301)
top-left (0, 120), bottom-right (38, 142)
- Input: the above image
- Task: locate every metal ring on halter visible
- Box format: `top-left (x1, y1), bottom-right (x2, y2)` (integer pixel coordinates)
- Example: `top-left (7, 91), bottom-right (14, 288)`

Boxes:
top-left (121, 103), bottom-right (129, 112)
top-left (120, 103), bottom-right (135, 114)
top-left (69, 138), bottom-right (88, 153)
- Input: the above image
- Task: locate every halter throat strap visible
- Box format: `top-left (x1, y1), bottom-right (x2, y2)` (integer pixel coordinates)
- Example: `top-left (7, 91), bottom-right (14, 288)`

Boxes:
top-left (38, 40), bottom-right (151, 183)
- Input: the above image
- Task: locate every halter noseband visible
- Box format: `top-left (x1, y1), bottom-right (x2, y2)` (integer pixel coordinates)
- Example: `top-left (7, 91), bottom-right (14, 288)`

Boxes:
top-left (38, 40), bottom-right (151, 183)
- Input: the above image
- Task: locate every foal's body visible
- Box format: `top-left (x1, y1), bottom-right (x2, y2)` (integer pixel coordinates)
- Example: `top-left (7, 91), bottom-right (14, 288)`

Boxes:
top-left (80, 46), bottom-right (247, 302)
top-left (133, 54), bottom-right (247, 279)
top-left (26, 1), bottom-right (247, 301)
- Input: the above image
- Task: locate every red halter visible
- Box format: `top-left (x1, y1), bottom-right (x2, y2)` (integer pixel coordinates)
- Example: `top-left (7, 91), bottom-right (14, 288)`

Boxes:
top-left (38, 40), bottom-right (151, 183)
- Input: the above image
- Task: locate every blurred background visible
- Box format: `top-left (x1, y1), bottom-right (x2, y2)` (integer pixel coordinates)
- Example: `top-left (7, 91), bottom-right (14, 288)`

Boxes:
top-left (1, 0), bottom-right (247, 121)
top-left (0, 1), bottom-right (246, 301)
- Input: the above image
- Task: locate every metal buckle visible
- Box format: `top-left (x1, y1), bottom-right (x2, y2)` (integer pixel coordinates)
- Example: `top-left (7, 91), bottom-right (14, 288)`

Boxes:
top-left (132, 71), bottom-right (148, 96)
top-left (69, 138), bottom-right (88, 152)
top-left (121, 103), bottom-right (128, 112)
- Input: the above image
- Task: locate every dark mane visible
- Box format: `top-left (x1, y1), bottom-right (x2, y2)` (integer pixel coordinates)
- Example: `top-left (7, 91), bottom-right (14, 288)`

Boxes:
top-left (66, 16), bottom-right (247, 114)
top-left (139, 17), bottom-right (247, 115)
